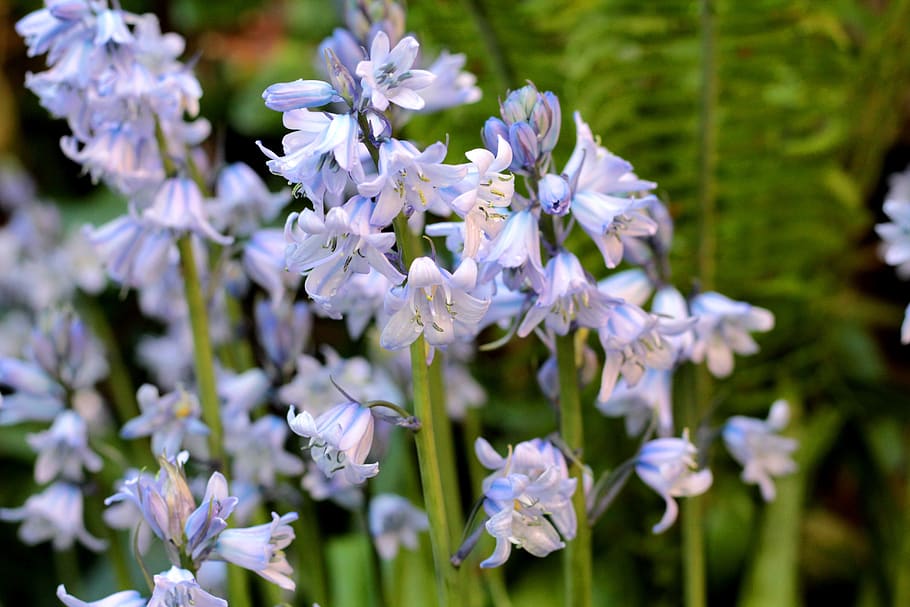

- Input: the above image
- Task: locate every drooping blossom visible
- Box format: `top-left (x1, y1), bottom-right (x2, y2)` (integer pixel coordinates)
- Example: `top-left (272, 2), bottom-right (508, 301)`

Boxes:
top-left (636, 432), bottom-right (712, 533)
top-left (689, 292), bottom-right (774, 377)
top-left (723, 400), bottom-right (798, 501)
top-left (474, 437), bottom-right (577, 567)
top-left (368, 493), bottom-right (429, 559)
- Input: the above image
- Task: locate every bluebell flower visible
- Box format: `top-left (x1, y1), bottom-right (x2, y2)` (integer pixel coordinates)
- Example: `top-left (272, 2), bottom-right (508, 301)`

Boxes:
top-left (449, 137), bottom-right (514, 258)
top-left (27, 410), bottom-right (102, 483)
top-left (482, 208), bottom-right (546, 292)
top-left (56, 584), bottom-right (146, 607)
top-left (211, 162), bottom-right (290, 236)
top-left (243, 229), bottom-right (301, 306)
top-left (368, 493), bottom-right (429, 559)
top-left (120, 384), bottom-right (209, 458)
top-left (636, 432), bottom-right (712, 533)
top-left (148, 567), bottom-right (227, 607)
top-left (474, 437), bottom-right (577, 567)
top-left (302, 461), bottom-right (364, 509)
top-left (0, 357), bottom-right (65, 425)
top-left (381, 257), bottom-right (490, 355)
top-left (689, 291), bottom-right (774, 377)
top-left (217, 368), bottom-right (270, 426)
top-left (284, 196), bottom-right (405, 304)
top-left (143, 177), bottom-right (233, 246)
top-left (254, 298), bottom-right (312, 375)
top-left (0, 481), bottom-right (106, 551)
top-left (212, 512), bottom-right (298, 590)
top-left (29, 308), bottom-right (108, 390)
top-left (226, 414), bottom-right (305, 488)
top-left (596, 369), bottom-right (674, 437)
top-left (415, 51), bottom-right (481, 113)
top-left (358, 138), bottom-right (466, 227)
top-left (355, 31), bottom-right (435, 111)
top-left (597, 301), bottom-right (691, 402)
top-left (518, 250), bottom-right (617, 337)
top-left (723, 400), bottom-right (797, 501)
top-left (105, 453), bottom-right (197, 559)
top-left (258, 110), bottom-right (361, 205)
top-left (597, 268), bottom-right (653, 307)
top-left (287, 400), bottom-right (379, 485)
top-left (563, 112), bottom-right (658, 268)
top-left (183, 472), bottom-right (239, 564)
top-left (84, 212), bottom-right (175, 289)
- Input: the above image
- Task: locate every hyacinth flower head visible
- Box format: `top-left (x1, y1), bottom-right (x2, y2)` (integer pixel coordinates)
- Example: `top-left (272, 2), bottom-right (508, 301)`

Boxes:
top-left (723, 399), bottom-right (798, 501)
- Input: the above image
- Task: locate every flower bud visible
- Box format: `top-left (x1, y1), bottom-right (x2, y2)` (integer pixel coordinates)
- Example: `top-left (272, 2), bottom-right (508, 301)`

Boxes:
top-left (500, 84), bottom-right (538, 124)
top-left (537, 91), bottom-right (561, 152)
top-left (323, 48), bottom-right (358, 104)
top-left (262, 79), bottom-right (341, 112)
top-left (508, 121), bottom-right (539, 173)
top-left (482, 117), bottom-right (509, 154)
top-left (538, 173), bottom-right (572, 216)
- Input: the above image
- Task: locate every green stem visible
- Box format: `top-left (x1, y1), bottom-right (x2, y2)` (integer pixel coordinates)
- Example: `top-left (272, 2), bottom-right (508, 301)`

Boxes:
top-left (392, 214), bottom-right (458, 607)
top-left (697, 0), bottom-right (717, 293)
top-left (685, 1), bottom-right (717, 604)
top-left (227, 566), bottom-right (252, 607)
top-left (176, 235), bottom-right (224, 471)
top-left (556, 332), bottom-right (592, 607)
top-left (297, 496), bottom-right (329, 606)
top-left (54, 548), bottom-right (81, 596)
top-left (680, 365), bottom-right (709, 607)
top-left (76, 295), bottom-right (138, 426)
top-left (428, 356), bottom-right (463, 542)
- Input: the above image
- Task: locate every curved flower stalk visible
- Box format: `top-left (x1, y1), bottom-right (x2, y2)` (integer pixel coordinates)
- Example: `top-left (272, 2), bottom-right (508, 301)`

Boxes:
top-left (723, 399), bottom-right (797, 501)
top-left (474, 437), bottom-right (577, 567)
top-left (636, 433), bottom-right (713, 534)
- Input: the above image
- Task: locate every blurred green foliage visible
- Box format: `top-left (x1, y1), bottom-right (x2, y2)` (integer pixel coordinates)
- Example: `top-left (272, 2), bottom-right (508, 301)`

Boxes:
top-left (3, 0), bottom-right (910, 606)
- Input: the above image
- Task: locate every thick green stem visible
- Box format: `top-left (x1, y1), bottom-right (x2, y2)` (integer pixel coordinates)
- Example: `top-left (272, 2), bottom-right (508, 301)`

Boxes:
top-left (428, 356), bottom-right (463, 541)
top-left (556, 332), bottom-right (592, 607)
top-left (685, 1), bottom-right (717, 604)
top-left (176, 235), bottom-right (224, 470)
top-left (392, 214), bottom-right (458, 607)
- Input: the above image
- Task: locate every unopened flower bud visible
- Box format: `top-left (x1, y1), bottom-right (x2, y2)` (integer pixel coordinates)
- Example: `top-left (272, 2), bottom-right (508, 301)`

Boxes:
top-left (508, 121), bottom-right (539, 173)
top-left (482, 117), bottom-right (509, 154)
top-left (536, 91), bottom-right (561, 152)
top-left (262, 79), bottom-right (341, 112)
top-left (500, 84), bottom-right (538, 124)
top-left (538, 173), bottom-right (572, 216)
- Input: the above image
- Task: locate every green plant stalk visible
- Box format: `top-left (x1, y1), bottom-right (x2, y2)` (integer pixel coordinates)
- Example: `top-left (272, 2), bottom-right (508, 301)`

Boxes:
top-left (227, 566), bottom-right (252, 607)
top-left (297, 496), bottom-right (329, 606)
top-left (685, 0), bottom-right (717, 605)
top-left (392, 214), bottom-right (457, 607)
top-left (556, 332), bottom-right (592, 607)
top-left (76, 295), bottom-right (138, 427)
top-left (176, 235), bottom-right (225, 470)
top-left (428, 356), bottom-right (463, 541)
